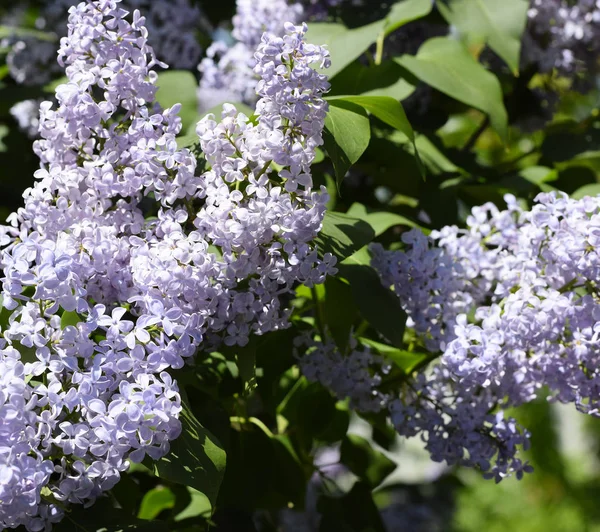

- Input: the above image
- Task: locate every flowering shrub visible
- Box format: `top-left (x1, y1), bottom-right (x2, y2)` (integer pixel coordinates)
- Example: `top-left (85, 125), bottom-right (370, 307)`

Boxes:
top-left (1, 0), bottom-right (600, 531)
top-left (0, 1), bottom-right (333, 529)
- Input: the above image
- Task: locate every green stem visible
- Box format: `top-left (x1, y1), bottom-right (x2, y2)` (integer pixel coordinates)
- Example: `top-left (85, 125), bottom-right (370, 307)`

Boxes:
top-left (461, 115), bottom-right (490, 153)
top-left (374, 31), bottom-right (385, 66)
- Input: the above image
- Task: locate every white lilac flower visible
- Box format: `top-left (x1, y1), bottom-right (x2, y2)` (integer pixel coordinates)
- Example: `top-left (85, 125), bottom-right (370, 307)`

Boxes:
top-left (0, 2), bottom-right (334, 529)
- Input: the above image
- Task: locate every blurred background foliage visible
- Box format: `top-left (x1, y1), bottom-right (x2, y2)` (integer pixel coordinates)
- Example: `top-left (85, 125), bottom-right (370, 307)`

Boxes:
top-left (3, 0), bottom-right (600, 530)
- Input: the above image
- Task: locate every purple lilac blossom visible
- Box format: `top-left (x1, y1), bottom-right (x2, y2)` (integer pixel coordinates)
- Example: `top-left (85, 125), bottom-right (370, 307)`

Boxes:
top-left (3, 0), bottom-right (207, 86)
top-left (300, 191), bottom-right (600, 482)
top-left (198, 0), bottom-right (338, 111)
top-left (0, 1), bottom-right (334, 529)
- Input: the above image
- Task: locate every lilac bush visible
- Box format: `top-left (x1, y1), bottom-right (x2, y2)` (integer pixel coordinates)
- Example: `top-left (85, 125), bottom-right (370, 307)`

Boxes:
top-left (0, 1), bottom-right (333, 529)
top-left (300, 191), bottom-right (600, 482)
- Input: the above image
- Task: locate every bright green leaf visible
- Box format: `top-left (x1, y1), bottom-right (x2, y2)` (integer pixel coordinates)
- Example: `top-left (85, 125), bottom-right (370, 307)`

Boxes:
top-left (396, 37), bottom-right (508, 142)
top-left (137, 486), bottom-right (176, 521)
top-left (174, 488), bottom-right (212, 522)
top-left (60, 310), bottom-right (82, 330)
top-left (323, 100), bottom-right (371, 184)
top-left (328, 95), bottom-right (414, 141)
top-left (155, 71), bottom-right (198, 133)
top-left (306, 21), bottom-right (385, 79)
top-left (306, 0), bottom-right (432, 80)
top-left (346, 203), bottom-right (419, 235)
top-left (314, 211), bottom-right (376, 261)
top-left (329, 61), bottom-right (417, 101)
top-left (328, 95), bottom-right (423, 175)
top-left (572, 183), bottom-right (600, 200)
top-left (383, 0), bottom-right (435, 36)
top-left (437, 0), bottom-right (529, 73)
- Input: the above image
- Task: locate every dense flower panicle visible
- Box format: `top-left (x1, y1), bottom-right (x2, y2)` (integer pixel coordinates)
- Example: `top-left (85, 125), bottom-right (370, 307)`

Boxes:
top-left (0, 1), bottom-right (333, 529)
top-left (197, 0), bottom-right (336, 111)
top-left (301, 191), bottom-right (600, 482)
top-left (198, 0), bottom-right (303, 111)
top-left (233, 0), bottom-right (304, 49)
top-left (3, 0), bottom-right (207, 137)
top-left (2, 0), bottom-right (206, 86)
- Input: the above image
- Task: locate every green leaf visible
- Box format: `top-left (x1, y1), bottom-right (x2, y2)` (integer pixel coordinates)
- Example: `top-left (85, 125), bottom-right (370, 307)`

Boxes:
top-left (306, 0), bottom-right (432, 80)
top-left (175, 132), bottom-right (199, 149)
top-left (323, 100), bottom-right (371, 184)
top-left (338, 247), bottom-right (407, 348)
top-left (328, 95), bottom-right (422, 176)
top-left (174, 488), bottom-right (212, 522)
top-left (383, 0), bottom-right (434, 36)
top-left (306, 21), bottom-right (385, 79)
top-left (329, 61), bottom-right (417, 101)
top-left (328, 95), bottom-right (414, 141)
top-left (58, 497), bottom-right (169, 532)
top-left (324, 277), bottom-right (358, 352)
top-left (346, 203), bottom-right (419, 235)
top-left (519, 166), bottom-right (558, 192)
top-left (43, 76), bottom-right (68, 93)
top-left (236, 341), bottom-right (257, 395)
top-left (396, 37), bottom-right (508, 142)
top-left (61, 310), bottom-right (82, 330)
top-left (437, 0), bottom-right (529, 73)
top-left (340, 434), bottom-right (396, 488)
top-left (314, 211), bottom-right (375, 261)
top-left (359, 337), bottom-right (431, 373)
top-left (155, 71), bottom-right (199, 133)
top-left (222, 423), bottom-right (306, 509)
top-left (137, 486), bottom-right (176, 521)
top-left (0, 297), bottom-right (12, 331)
top-left (152, 394), bottom-right (226, 512)
top-left (571, 183), bottom-right (600, 200)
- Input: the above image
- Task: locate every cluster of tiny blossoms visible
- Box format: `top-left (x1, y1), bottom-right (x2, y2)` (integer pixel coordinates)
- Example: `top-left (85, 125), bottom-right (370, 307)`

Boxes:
top-left (300, 192), bottom-right (600, 481)
top-left (3, 0), bottom-right (206, 86)
top-left (0, 0), bottom-right (334, 529)
top-left (197, 0), bottom-right (338, 111)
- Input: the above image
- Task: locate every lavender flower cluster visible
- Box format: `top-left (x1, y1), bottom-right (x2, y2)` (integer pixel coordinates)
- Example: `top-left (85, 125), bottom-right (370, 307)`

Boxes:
top-left (524, 0), bottom-right (600, 89)
top-left (0, 1), bottom-right (334, 529)
top-left (2, 0), bottom-right (206, 86)
top-left (198, 0), bottom-right (339, 111)
top-left (300, 191), bottom-right (600, 481)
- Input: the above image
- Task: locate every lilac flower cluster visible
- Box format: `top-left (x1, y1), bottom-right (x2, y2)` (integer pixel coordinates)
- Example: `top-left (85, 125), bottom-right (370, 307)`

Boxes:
top-left (301, 191), bottom-right (600, 481)
top-left (197, 0), bottom-right (338, 111)
top-left (524, 0), bottom-right (600, 89)
top-left (198, 0), bottom-right (302, 111)
top-left (2, 0), bottom-right (206, 86)
top-left (0, 1), bottom-right (334, 529)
